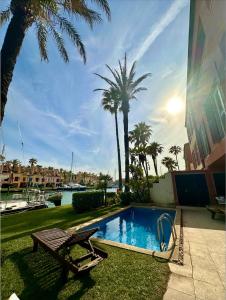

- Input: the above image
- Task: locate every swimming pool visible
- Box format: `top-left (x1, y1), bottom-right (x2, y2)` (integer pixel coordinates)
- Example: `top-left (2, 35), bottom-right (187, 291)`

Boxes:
top-left (85, 207), bottom-right (176, 252)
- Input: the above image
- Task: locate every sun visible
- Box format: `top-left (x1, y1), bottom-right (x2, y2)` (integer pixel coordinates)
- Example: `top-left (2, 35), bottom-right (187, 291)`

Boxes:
top-left (166, 97), bottom-right (183, 114)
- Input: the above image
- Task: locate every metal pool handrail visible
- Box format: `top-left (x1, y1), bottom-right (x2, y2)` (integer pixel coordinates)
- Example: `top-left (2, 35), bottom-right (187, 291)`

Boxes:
top-left (157, 213), bottom-right (177, 252)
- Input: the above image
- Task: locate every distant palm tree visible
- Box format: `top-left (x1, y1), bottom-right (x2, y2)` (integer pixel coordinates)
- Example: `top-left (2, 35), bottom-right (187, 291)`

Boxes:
top-left (146, 142), bottom-right (163, 176)
top-left (12, 159), bottom-right (21, 172)
top-left (161, 157), bottom-right (178, 172)
top-left (129, 122), bottom-right (152, 178)
top-left (129, 122), bottom-right (152, 148)
top-left (29, 158), bottom-right (37, 167)
top-left (99, 87), bottom-right (122, 191)
top-left (169, 146), bottom-right (181, 170)
top-left (95, 54), bottom-right (151, 192)
top-left (0, 154), bottom-right (5, 162)
top-left (0, 0), bottom-right (111, 123)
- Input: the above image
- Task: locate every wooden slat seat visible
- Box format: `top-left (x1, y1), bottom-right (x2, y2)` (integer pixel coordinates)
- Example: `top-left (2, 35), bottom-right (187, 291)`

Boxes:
top-left (31, 227), bottom-right (107, 280)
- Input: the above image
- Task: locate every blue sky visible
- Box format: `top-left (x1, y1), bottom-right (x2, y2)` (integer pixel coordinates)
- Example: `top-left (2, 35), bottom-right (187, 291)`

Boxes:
top-left (0, 0), bottom-right (190, 177)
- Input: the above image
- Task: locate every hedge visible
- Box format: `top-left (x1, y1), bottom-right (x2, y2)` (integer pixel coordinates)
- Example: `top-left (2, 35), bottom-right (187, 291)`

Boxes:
top-left (47, 193), bottom-right (62, 206)
top-left (72, 191), bottom-right (104, 213)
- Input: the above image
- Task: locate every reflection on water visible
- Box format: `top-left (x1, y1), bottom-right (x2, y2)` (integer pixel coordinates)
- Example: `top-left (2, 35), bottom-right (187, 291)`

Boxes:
top-left (88, 207), bottom-right (176, 251)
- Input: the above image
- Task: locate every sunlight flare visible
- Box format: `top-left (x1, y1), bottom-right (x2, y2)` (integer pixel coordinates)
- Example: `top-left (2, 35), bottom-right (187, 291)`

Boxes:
top-left (166, 96), bottom-right (183, 114)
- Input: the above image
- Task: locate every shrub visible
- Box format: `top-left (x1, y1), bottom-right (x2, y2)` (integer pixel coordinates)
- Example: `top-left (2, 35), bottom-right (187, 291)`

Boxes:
top-left (106, 192), bottom-right (120, 206)
top-left (72, 191), bottom-right (104, 213)
top-left (106, 192), bottom-right (116, 199)
top-left (120, 192), bottom-right (133, 206)
top-left (47, 193), bottom-right (62, 206)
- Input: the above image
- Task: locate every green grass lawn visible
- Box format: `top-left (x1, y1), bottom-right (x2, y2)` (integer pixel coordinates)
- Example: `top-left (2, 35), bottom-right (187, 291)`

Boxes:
top-left (1, 205), bottom-right (170, 300)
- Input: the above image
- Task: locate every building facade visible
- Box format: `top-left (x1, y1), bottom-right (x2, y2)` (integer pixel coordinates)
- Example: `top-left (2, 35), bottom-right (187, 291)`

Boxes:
top-left (185, 0), bottom-right (226, 172)
top-left (0, 162), bottom-right (99, 188)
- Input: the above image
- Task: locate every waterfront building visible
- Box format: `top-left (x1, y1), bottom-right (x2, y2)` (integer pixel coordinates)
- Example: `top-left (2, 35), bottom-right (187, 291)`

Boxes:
top-left (184, 0), bottom-right (226, 172)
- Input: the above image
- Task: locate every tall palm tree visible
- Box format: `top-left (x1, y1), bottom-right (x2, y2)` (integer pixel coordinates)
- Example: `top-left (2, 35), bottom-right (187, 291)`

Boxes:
top-left (0, 0), bottom-right (111, 123)
top-left (161, 157), bottom-right (178, 172)
top-left (100, 87), bottom-right (122, 191)
top-left (146, 142), bottom-right (163, 176)
top-left (169, 145), bottom-right (181, 170)
top-left (95, 54), bottom-right (151, 192)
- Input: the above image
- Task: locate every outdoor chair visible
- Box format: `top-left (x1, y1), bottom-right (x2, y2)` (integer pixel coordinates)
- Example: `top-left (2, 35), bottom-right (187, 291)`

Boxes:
top-left (31, 227), bottom-right (107, 280)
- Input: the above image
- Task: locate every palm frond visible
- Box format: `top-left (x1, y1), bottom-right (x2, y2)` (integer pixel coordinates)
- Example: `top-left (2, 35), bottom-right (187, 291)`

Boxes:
top-left (0, 8), bottom-right (11, 27)
top-left (128, 61), bottom-right (136, 83)
top-left (50, 27), bottom-right (69, 62)
top-left (36, 22), bottom-right (48, 61)
top-left (90, 0), bottom-right (111, 20)
top-left (94, 73), bottom-right (118, 88)
top-left (62, 1), bottom-right (102, 28)
top-left (105, 65), bottom-right (123, 89)
top-left (55, 15), bottom-right (86, 63)
top-left (132, 73), bottom-right (151, 89)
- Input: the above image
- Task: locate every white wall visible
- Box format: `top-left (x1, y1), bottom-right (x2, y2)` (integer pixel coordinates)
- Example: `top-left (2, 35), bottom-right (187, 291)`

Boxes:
top-left (150, 173), bottom-right (175, 206)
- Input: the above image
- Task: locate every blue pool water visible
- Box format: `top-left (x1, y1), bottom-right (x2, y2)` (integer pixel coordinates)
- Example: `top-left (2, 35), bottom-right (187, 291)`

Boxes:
top-left (86, 207), bottom-right (176, 251)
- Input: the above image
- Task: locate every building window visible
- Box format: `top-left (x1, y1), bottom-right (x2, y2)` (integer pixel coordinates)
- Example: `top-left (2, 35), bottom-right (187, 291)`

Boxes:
top-left (36, 178), bottom-right (39, 182)
top-left (204, 86), bottom-right (226, 143)
top-left (206, 0), bottom-right (213, 11)
top-left (195, 121), bottom-right (210, 160)
top-left (23, 177), bottom-right (26, 182)
top-left (14, 177), bottom-right (19, 182)
top-left (194, 18), bottom-right (206, 81)
top-left (220, 32), bottom-right (226, 61)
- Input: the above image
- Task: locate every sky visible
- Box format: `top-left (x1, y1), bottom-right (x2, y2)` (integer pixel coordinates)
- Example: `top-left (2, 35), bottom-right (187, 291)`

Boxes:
top-left (0, 0), bottom-right (190, 178)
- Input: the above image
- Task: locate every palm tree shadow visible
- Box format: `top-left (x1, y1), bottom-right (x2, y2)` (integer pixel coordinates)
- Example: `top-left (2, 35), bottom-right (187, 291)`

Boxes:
top-left (7, 247), bottom-right (95, 300)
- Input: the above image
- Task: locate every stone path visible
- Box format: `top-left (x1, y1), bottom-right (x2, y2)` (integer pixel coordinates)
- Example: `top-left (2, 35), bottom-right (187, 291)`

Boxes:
top-left (164, 207), bottom-right (225, 300)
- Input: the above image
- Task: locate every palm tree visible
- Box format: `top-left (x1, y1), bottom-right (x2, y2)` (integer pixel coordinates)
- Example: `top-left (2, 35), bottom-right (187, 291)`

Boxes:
top-left (129, 122), bottom-right (151, 178)
top-left (129, 122), bottom-right (152, 148)
top-left (99, 87), bottom-right (122, 191)
top-left (0, 154), bottom-right (5, 162)
top-left (12, 159), bottom-right (21, 172)
top-left (95, 54), bottom-right (151, 192)
top-left (29, 158), bottom-right (37, 167)
top-left (146, 142), bottom-right (163, 176)
top-left (169, 146), bottom-right (181, 170)
top-left (161, 157), bottom-right (178, 172)
top-left (0, 0), bottom-right (111, 123)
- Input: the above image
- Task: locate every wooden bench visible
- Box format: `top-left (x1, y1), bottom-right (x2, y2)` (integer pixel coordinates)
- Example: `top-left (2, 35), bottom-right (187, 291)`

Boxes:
top-left (207, 206), bottom-right (225, 219)
top-left (31, 227), bottom-right (107, 280)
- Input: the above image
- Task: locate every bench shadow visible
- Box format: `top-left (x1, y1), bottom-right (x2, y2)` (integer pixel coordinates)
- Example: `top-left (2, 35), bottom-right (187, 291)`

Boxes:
top-left (6, 246), bottom-right (95, 300)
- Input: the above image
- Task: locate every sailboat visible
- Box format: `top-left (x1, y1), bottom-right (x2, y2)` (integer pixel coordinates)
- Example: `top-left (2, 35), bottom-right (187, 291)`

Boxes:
top-left (60, 152), bottom-right (86, 191)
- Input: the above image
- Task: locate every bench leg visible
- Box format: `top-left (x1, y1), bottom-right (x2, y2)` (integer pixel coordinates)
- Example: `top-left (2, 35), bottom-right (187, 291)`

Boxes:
top-left (211, 211), bottom-right (216, 219)
top-left (33, 240), bottom-right (38, 252)
top-left (61, 267), bottom-right (69, 283)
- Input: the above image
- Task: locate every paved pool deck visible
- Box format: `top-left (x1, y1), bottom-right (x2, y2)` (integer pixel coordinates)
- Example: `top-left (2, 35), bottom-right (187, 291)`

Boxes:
top-left (164, 206), bottom-right (225, 300)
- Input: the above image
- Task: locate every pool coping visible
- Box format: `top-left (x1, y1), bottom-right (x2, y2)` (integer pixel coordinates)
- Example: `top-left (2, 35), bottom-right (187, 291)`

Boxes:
top-left (67, 204), bottom-right (181, 261)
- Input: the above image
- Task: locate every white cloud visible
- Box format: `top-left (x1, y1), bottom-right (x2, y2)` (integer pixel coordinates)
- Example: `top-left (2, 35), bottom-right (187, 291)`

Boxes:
top-left (133, 0), bottom-right (188, 62)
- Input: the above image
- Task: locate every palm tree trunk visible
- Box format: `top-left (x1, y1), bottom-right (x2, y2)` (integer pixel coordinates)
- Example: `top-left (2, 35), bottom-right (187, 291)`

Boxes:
top-left (176, 154), bottom-right (179, 170)
top-left (114, 112), bottom-right (122, 191)
top-left (123, 110), bottom-right (130, 192)
top-left (152, 156), bottom-right (158, 176)
top-left (1, 12), bottom-right (30, 123)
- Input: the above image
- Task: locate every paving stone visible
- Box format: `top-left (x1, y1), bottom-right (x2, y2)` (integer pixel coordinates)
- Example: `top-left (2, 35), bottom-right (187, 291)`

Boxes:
top-left (169, 263), bottom-right (193, 278)
top-left (209, 253), bottom-right (226, 272)
top-left (191, 255), bottom-right (216, 270)
top-left (189, 242), bottom-right (209, 257)
top-left (194, 279), bottom-right (226, 300)
top-left (168, 273), bottom-right (195, 295)
top-left (163, 288), bottom-right (196, 300)
top-left (193, 266), bottom-right (223, 286)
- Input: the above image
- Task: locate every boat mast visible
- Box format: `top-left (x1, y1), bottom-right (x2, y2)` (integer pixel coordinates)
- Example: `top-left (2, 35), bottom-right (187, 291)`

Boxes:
top-left (70, 152), bottom-right (74, 182)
